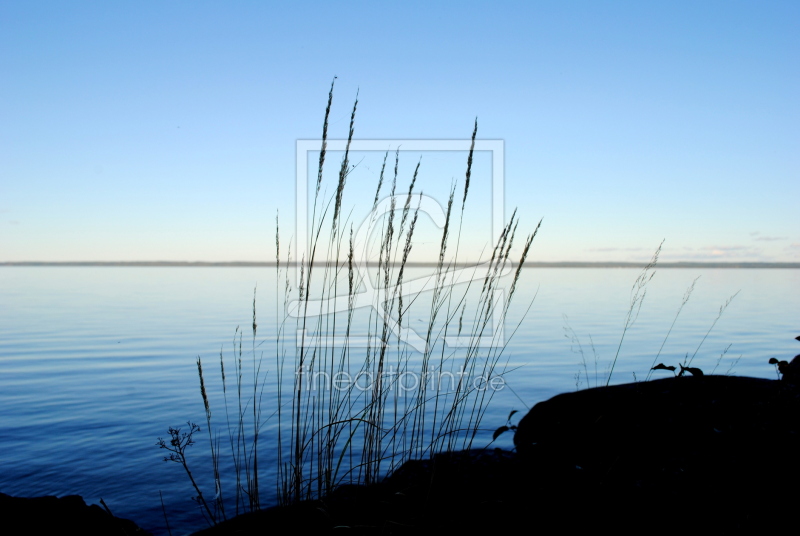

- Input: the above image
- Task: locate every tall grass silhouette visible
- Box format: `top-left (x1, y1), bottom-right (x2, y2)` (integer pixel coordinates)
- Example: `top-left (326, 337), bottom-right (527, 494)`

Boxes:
top-left (281, 79), bottom-right (539, 504)
top-left (159, 79), bottom-right (540, 525)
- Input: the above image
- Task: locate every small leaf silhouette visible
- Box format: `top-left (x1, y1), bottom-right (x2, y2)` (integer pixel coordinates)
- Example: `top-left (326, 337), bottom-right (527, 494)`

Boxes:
top-left (493, 425), bottom-right (509, 441)
top-left (507, 410), bottom-right (518, 421)
top-left (651, 363), bottom-right (675, 371)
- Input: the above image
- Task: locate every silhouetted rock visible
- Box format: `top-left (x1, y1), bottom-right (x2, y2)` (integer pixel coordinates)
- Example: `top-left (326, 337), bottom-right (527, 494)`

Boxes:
top-left (0, 493), bottom-right (151, 535)
top-left (514, 375), bottom-right (800, 533)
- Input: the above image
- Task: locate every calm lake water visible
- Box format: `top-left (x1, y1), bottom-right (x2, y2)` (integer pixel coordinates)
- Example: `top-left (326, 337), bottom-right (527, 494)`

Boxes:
top-left (1, 266), bottom-right (798, 534)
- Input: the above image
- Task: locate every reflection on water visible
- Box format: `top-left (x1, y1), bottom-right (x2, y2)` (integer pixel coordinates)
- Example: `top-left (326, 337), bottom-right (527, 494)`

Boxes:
top-left (0, 267), bottom-right (798, 534)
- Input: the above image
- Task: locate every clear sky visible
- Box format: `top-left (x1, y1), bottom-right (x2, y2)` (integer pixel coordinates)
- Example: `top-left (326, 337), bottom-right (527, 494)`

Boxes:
top-left (1, 1), bottom-right (797, 263)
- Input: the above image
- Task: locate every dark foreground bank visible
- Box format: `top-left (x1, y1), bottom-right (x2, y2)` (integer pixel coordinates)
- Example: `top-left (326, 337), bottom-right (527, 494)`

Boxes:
top-left (192, 375), bottom-right (800, 535)
top-left (4, 375), bottom-right (799, 535)
top-left (0, 493), bottom-right (152, 535)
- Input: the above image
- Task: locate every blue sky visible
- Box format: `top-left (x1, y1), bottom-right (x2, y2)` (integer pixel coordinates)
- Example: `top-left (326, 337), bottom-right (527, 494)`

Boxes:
top-left (1, 1), bottom-right (797, 262)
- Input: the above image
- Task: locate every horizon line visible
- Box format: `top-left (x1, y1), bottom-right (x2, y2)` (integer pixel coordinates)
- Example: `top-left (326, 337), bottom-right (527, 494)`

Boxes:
top-left (2, 261), bottom-right (799, 269)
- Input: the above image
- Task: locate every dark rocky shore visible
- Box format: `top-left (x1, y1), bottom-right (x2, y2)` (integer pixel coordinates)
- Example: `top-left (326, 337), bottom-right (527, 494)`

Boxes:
top-left (192, 374), bottom-right (800, 535)
top-left (0, 493), bottom-right (152, 535)
top-left (5, 374), bottom-right (799, 535)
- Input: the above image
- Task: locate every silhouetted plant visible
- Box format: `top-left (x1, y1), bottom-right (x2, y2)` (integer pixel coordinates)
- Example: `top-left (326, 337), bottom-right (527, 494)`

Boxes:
top-left (489, 409), bottom-right (519, 445)
top-left (159, 79), bottom-right (539, 522)
top-left (568, 260), bottom-right (740, 388)
top-left (157, 423), bottom-right (215, 524)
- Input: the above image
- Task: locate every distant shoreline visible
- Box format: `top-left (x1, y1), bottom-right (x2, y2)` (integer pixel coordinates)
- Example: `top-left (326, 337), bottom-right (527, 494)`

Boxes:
top-left (2, 261), bottom-right (799, 269)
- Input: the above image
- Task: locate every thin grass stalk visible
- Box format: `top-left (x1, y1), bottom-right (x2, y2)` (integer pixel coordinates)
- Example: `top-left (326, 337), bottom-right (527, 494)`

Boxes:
top-left (234, 330), bottom-right (251, 508)
top-left (606, 240), bottom-right (662, 386)
top-left (458, 218), bottom-right (518, 449)
top-left (427, 222), bottom-right (511, 435)
top-left (645, 275), bottom-right (699, 381)
top-left (411, 184), bottom-right (454, 459)
top-left (686, 290), bottom-right (740, 367)
top-left (274, 214), bottom-right (284, 505)
top-left (197, 357), bottom-right (224, 522)
top-left (428, 265), bottom-right (483, 454)
top-left (448, 215), bottom-right (516, 444)
top-left (711, 343), bottom-right (733, 375)
top-left (314, 95), bottom-right (358, 495)
top-left (466, 229), bottom-right (538, 448)
top-left (366, 199), bottom-right (393, 482)
top-left (336, 225), bottom-right (356, 485)
top-left (360, 152), bottom-right (399, 483)
top-left (409, 188), bottom-right (453, 456)
top-left (293, 81), bottom-right (335, 502)
top-left (390, 197), bottom-right (420, 467)
top-left (290, 89), bottom-right (362, 500)
top-left (218, 347), bottom-right (241, 513)
top-left (319, 215), bottom-right (354, 495)
top-left (375, 186), bottom-right (421, 473)
top-left (320, 93), bottom-right (358, 494)
top-left (431, 120), bottom-right (475, 454)
top-left (250, 286), bottom-right (261, 510)
top-left (564, 315), bottom-right (590, 389)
